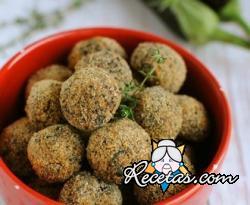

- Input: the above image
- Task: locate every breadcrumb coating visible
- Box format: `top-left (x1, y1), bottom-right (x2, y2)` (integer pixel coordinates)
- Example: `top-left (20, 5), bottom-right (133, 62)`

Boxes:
top-left (60, 67), bottom-right (121, 132)
top-left (134, 86), bottom-right (183, 140)
top-left (27, 124), bottom-right (84, 183)
top-left (0, 117), bottom-right (36, 177)
top-left (87, 118), bottom-right (152, 184)
top-left (177, 95), bottom-right (209, 142)
top-left (25, 80), bottom-right (64, 129)
top-left (131, 42), bottom-right (187, 93)
top-left (75, 50), bottom-right (132, 89)
top-left (68, 36), bottom-right (127, 69)
top-left (25, 64), bottom-right (72, 98)
top-left (59, 171), bottom-right (122, 205)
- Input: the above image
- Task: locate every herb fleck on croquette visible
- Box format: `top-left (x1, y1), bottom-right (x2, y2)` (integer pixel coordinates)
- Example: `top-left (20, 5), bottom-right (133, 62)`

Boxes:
top-left (25, 64), bottom-right (72, 98)
top-left (25, 80), bottom-right (64, 129)
top-left (177, 95), bottom-right (209, 142)
top-left (131, 42), bottom-right (187, 93)
top-left (68, 36), bottom-right (127, 69)
top-left (134, 86), bottom-right (183, 140)
top-left (0, 117), bottom-right (36, 177)
top-left (87, 118), bottom-right (152, 184)
top-left (27, 124), bottom-right (84, 183)
top-left (75, 50), bottom-right (132, 90)
top-left (60, 67), bottom-right (121, 132)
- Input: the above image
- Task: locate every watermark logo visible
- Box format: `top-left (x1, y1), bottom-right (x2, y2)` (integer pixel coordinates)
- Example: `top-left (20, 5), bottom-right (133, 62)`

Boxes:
top-left (123, 139), bottom-right (239, 192)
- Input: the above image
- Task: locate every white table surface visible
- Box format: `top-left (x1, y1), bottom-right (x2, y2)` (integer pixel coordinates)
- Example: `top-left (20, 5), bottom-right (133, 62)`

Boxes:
top-left (0, 0), bottom-right (249, 204)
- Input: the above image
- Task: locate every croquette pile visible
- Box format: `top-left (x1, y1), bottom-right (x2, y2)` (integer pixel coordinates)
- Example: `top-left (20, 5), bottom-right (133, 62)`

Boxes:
top-left (0, 36), bottom-right (210, 205)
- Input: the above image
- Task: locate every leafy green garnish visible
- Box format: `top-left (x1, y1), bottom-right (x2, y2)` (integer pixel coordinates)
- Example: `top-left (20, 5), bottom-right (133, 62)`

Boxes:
top-left (116, 105), bottom-right (135, 120)
top-left (115, 48), bottom-right (164, 120)
top-left (150, 48), bottom-right (167, 64)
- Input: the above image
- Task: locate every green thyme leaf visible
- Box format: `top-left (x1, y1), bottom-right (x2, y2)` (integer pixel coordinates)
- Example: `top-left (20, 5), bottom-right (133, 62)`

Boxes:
top-left (150, 48), bottom-right (167, 63)
top-left (116, 104), bottom-right (135, 120)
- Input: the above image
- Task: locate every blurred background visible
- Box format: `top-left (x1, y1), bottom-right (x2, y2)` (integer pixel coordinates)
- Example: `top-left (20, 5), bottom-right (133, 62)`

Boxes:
top-left (0, 0), bottom-right (249, 204)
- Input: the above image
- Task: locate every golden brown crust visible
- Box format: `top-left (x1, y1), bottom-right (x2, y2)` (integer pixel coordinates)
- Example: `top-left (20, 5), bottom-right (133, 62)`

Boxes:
top-left (131, 42), bottom-right (187, 93)
top-left (87, 118), bottom-right (152, 184)
top-left (177, 95), bottom-right (209, 142)
top-left (0, 117), bottom-right (36, 177)
top-left (27, 124), bottom-right (84, 183)
top-left (0, 38), bottom-right (213, 204)
top-left (134, 86), bottom-right (183, 141)
top-left (25, 80), bottom-right (64, 130)
top-left (25, 64), bottom-right (72, 98)
top-left (68, 36), bottom-right (127, 69)
top-left (60, 67), bottom-right (121, 132)
top-left (59, 171), bottom-right (122, 205)
top-left (75, 50), bottom-right (132, 90)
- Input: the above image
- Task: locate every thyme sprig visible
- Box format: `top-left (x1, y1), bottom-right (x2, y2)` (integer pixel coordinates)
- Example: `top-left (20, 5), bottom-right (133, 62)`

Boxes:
top-left (150, 48), bottom-right (167, 64)
top-left (116, 48), bottom-right (166, 120)
top-left (0, 0), bottom-right (88, 54)
top-left (116, 104), bottom-right (135, 120)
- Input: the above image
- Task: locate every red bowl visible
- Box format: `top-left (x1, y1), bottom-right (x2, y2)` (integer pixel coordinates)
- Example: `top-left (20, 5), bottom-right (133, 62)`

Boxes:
top-left (0, 28), bottom-right (231, 205)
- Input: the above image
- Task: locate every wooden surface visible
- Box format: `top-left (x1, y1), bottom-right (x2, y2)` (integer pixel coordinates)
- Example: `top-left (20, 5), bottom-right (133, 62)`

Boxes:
top-left (0, 0), bottom-right (249, 204)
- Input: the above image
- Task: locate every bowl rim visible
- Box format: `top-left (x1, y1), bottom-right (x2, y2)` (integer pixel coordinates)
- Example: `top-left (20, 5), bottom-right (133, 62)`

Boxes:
top-left (0, 27), bottom-right (232, 205)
